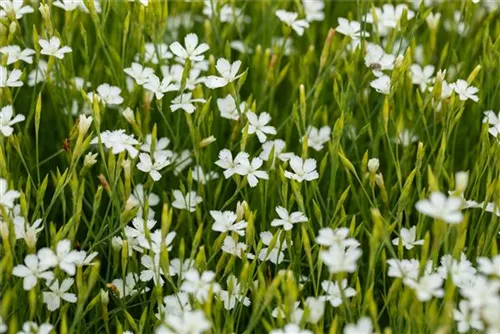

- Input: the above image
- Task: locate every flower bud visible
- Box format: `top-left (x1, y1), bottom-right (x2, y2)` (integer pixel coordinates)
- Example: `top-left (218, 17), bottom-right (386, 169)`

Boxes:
top-left (100, 289), bottom-right (109, 305)
top-left (78, 115), bottom-right (93, 136)
top-left (236, 200), bottom-right (247, 222)
top-left (84, 152), bottom-right (98, 167)
top-left (199, 135), bottom-right (216, 148)
top-left (455, 171), bottom-right (469, 193)
top-left (395, 54), bottom-right (404, 68)
top-left (368, 158), bottom-right (380, 174)
top-left (426, 13), bottom-right (441, 30)
top-left (122, 107), bottom-right (135, 123)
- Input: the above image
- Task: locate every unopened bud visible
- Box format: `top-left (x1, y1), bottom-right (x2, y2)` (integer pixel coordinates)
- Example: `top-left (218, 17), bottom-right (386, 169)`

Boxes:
top-left (84, 152), bottom-right (98, 167)
top-left (200, 135), bottom-right (216, 148)
top-left (368, 158), bottom-right (380, 174)
top-left (455, 171), bottom-right (469, 193)
top-left (122, 107), bottom-right (135, 123)
top-left (395, 54), bottom-right (404, 68)
top-left (78, 115), bottom-right (93, 136)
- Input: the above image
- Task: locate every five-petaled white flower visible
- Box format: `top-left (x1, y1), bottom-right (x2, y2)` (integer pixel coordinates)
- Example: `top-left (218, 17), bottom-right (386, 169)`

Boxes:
top-left (336, 18), bottom-right (369, 39)
top-left (411, 64), bottom-right (435, 92)
top-left (453, 300), bottom-right (484, 333)
top-left (0, 105), bottom-right (25, 137)
top-left (137, 153), bottom-right (170, 181)
top-left (365, 44), bottom-right (395, 77)
top-left (258, 231), bottom-right (289, 264)
top-left (305, 126), bottom-right (331, 151)
top-left (42, 278), bottom-right (77, 311)
top-left (320, 244), bottom-right (362, 274)
top-left (172, 190), bottom-right (202, 212)
top-left (39, 37), bottom-right (72, 59)
top-left (91, 130), bottom-right (139, 158)
top-left (143, 74), bottom-right (178, 100)
top-left (0, 66), bottom-right (23, 87)
top-left (205, 58), bottom-right (243, 89)
top-left (392, 226), bottom-right (424, 250)
top-left (246, 112), bottom-right (277, 143)
top-left (344, 317), bottom-right (373, 334)
top-left (12, 252), bottom-right (55, 290)
top-left (451, 79), bottom-right (479, 102)
top-left (284, 155), bottom-right (319, 182)
top-left (221, 235), bottom-right (255, 259)
top-left (271, 206), bottom-right (308, 231)
top-left (275, 10), bottom-right (310, 36)
top-left (233, 156), bottom-right (269, 187)
top-left (0, 45), bottom-right (35, 64)
top-left (94, 83), bottom-right (124, 105)
top-left (270, 324), bottom-right (312, 334)
top-left (180, 269), bottom-right (221, 303)
top-left (316, 227), bottom-right (360, 248)
top-left (217, 94), bottom-right (247, 120)
top-left (0, 177), bottom-right (20, 209)
top-left (415, 191), bottom-right (464, 224)
top-left (210, 210), bottom-right (247, 236)
top-left (404, 273), bottom-right (444, 301)
top-left (169, 33), bottom-right (209, 63)
top-left (170, 92), bottom-right (206, 114)
top-left (0, 0), bottom-right (34, 20)
top-left (320, 279), bottom-right (356, 307)
top-left (215, 149), bottom-right (249, 178)
top-left (124, 62), bottom-right (154, 85)
top-left (370, 75), bottom-right (391, 95)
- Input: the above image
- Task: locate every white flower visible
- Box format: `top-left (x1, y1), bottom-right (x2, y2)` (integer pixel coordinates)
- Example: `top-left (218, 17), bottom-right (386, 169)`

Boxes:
top-left (275, 10), bottom-right (310, 36)
top-left (13, 217), bottom-right (43, 248)
top-left (172, 190), bottom-right (202, 212)
top-left (42, 278), bottom-right (77, 311)
top-left (365, 44), bottom-right (395, 77)
top-left (221, 235), bottom-right (254, 259)
top-left (0, 178), bottom-right (20, 209)
top-left (233, 156), bottom-right (269, 187)
top-left (344, 317), bottom-right (373, 334)
top-left (0, 0), bottom-right (34, 20)
top-left (170, 92), bottom-right (206, 114)
top-left (404, 273), bottom-right (444, 301)
top-left (191, 165), bottom-right (218, 184)
top-left (284, 155), bottom-right (319, 182)
top-left (0, 66), bottom-right (23, 87)
top-left (91, 130), bottom-right (139, 158)
top-left (138, 42), bottom-right (172, 65)
top-left (270, 324), bottom-right (312, 334)
top-left (219, 4), bottom-right (250, 24)
top-left (215, 149), bottom-right (249, 178)
top-left (123, 62), bottom-right (154, 85)
top-left (305, 126), bottom-right (331, 151)
top-left (437, 253), bottom-right (477, 288)
top-left (126, 184), bottom-right (160, 214)
top-left (459, 276), bottom-right (500, 308)
top-left (180, 269), bottom-right (220, 303)
top-left (320, 279), bottom-right (356, 307)
top-left (246, 112), bottom-right (277, 143)
top-left (477, 255), bottom-right (500, 277)
top-left (316, 227), bottom-right (360, 248)
top-left (112, 273), bottom-right (141, 298)
top-left (387, 259), bottom-right (422, 281)
top-left (426, 12), bottom-right (441, 30)
top-left (271, 206), bottom-right (307, 231)
top-left (28, 60), bottom-right (48, 86)
top-left (320, 244), bottom-right (362, 274)
top-left (415, 191), bottom-right (464, 224)
top-left (411, 64), bottom-right (435, 91)
top-left (364, 4), bottom-right (415, 36)
top-left (304, 297), bottom-right (325, 324)
top-left (168, 259), bottom-right (194, 277)
top-left (217, 94), bottom-right (247, 120)
top-left (336, 18), bottom-right (369, 39)
top-left (53, 0), bottom-right (83, 11)
top-left (144, 74), bottom-right (178, 100)
top-left (392, 226), bottom-right (424, 250)
top-left (260, 139), bottom-right (293, 163)
top-left (302, 0), bottom-right (324, 22)
top-left (0, 316), bottom-right (6, 333)
top-left (0, 45), bottom-right (35, 64)
top-left (140, 134), bottom-right (173, 161)
top-left (51, 239), bottom-right (82, 276)
top-left (137, 153), bottom-right (170, 181)
top-left (218, 275), bottom-right (251, 310)
top-left (258, 231), bottom-right (289, 264)
top-left (17, 322), bottom-right (53, 334)
top-left (158, 310), bottom-right (211, 334)
top-left (483, 110), bottom-right (500, 137)
top-left (0, 105), bottom-right (25, 137)
top-left (169, 33), bottom-right (210, 63)
top-left (205, 58), bottom-right (243, 89)
top-left (451, 79), bottom-right (479, 102)
top-left (370, 75), bottom-right (391, 94)
top-left (12, 253), bottom-right (55, 290)
top-left (396, 129), bottom-right (418, 146)
top-left (210, 210), bottom-right (247, 236)
top-left (95, 83), bottom-right (124, 105)
top-left (39, 37), bottom-right (72, 59)
top-left (453, 300), bottom-right (484, 333)
top-left (137, 230), bottom-right (176, 255)
top-left (140, 254), bottom-right (164, 285)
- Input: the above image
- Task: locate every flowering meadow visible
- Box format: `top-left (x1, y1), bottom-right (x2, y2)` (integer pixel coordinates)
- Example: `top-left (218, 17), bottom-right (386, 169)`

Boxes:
top-left (1, 0), bottom-right (500, 333)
